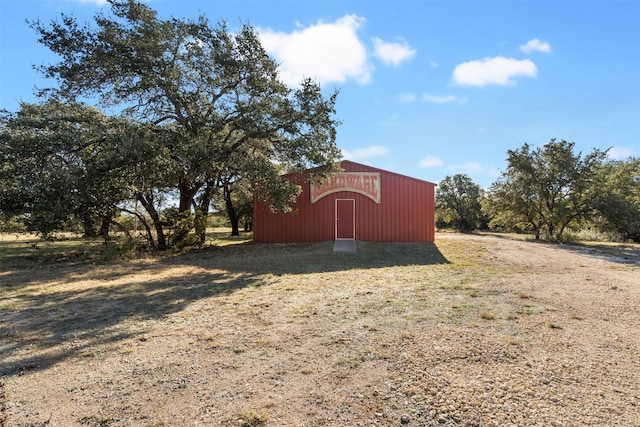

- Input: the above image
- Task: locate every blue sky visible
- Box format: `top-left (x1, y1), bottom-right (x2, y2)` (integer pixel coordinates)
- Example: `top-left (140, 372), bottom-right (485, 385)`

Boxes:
top-left (1, 0), bottom-right (639, 189)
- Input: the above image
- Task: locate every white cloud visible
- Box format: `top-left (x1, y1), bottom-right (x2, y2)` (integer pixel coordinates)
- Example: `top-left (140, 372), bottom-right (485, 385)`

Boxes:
top-left (452, 56), bottom-right (537, 87)
top-left (422, 93), bottom-right (468, 104)
top-left (419, 155), bottom-right (444, 168)
top-left (397, 93), bottom-right (467, 104)
top-left (342, 145), bottom-right (389, 161)
top-left (422, 94), bottom-right (456, 104)
top-left (608, 146), bottom-right (634, 159)
top-left (397, 93), bottom-right (417, 103)
top-left (447, 162), bottom-right (488, 175)
top-left (520, 38), bottom-right (552, 54)
top-left (378, 114), bottom-right (399, 127)
top-left (259, 15), bottom-right (373, 87)
top-left (372, 37), bottom-right (416, 67)
top-left (443, 163), bottom-right (502, 186)
top-left (73, 0), bottom-right (109, 5)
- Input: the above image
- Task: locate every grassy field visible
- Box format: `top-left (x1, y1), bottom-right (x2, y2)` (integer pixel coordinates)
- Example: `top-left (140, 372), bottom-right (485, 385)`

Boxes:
top-left (0, 228), bottom-right (252, 264)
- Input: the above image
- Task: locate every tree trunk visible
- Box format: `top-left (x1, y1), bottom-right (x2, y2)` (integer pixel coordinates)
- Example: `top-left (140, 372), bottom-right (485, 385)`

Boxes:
top-left (173, 178), bottom-right (202, 246)
top-left (119, 207), bottom-right (154, 248)
top-left (178, 185), bottom-right (199, 213)
top-left (224, 185), bottom-right (240, 236)
top-left (243, 216), bottom-right (252, 232)
top-left (109, 219), bottom-right (131, 239)
top-left (81, 212), bottom-right (98, 238)
top-left (532, 222), bottom-right (540, 240)
top-left (195, 182), bottom-right (216, 245)
top-left (98, 212), bottom-right (113, 239)
top-left (137, 192), bottom-right (167, 250)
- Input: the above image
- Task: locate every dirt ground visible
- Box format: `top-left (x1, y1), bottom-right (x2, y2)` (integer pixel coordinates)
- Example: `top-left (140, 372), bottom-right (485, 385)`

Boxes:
top-left (1, 233), bottom-right (639, 426)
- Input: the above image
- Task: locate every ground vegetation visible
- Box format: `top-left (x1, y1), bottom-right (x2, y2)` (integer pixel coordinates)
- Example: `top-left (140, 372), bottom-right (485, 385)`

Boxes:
top-left (2, 0), bottom-right (341, 249)
top-left (1, 232), bottom-right (638, 426)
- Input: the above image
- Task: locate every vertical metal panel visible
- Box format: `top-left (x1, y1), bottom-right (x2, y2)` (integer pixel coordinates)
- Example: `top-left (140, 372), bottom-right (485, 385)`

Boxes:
top-left (253, 160), bottom-right (436, 243)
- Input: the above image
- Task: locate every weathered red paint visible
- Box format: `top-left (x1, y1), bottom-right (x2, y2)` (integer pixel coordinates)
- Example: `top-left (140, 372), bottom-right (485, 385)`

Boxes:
top-left (311, 172), bottom-right (381, 203)
top-left (253, 160), bottom-right (436, 243)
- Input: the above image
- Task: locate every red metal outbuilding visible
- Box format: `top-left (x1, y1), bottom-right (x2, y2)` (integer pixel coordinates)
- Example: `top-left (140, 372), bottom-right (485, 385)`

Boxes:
top-left (253, 161), bottom-right (437, 243)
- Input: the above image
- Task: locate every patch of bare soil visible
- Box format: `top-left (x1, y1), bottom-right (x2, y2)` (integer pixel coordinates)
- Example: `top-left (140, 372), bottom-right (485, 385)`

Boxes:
top-left (1, 234), bottom-right (638, 426)
top-left (0, 380), bottom-right (6, 427)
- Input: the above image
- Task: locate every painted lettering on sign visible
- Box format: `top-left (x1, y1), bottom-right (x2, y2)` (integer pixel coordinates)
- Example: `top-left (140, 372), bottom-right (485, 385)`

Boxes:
top-left (311, 172), bottom-right (381, 204)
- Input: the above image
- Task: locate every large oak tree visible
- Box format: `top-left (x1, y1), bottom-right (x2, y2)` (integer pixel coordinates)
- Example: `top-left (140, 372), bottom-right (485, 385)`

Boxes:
top-left (593, 157), bottom-right (640, 242)
top-left (30, 0), bottom-right (341, 247)
top-left (486, 139), bottom-right (607, 241)
top-left (435, 174), bottom-right (484, 232)
top-left (0, 100), bottom-right (129, 238)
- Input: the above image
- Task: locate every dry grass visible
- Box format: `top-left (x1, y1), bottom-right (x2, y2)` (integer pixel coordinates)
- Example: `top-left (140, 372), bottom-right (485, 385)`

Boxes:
top-left (1, 232), bottom-right (639, 426)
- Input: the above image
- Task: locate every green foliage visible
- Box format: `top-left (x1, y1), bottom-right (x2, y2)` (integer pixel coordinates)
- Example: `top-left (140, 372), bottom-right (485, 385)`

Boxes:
top-left (592, 157), bottom-right (640, 242)
top-left (485, 139), bottom-right (607, 241)
top-left (436, 174), bottom-right (484, 232)
top-left (0, 214), bottom-right (25, 233)
top-left (12, 0), bottom-right (341, 249)
top-left (0, 100), bottom-right (128, 238)
top-left (212, 178), bottom-right (254, 236)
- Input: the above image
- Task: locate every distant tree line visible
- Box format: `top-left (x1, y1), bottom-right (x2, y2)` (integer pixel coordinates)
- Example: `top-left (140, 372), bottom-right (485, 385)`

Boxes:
top-left (0, 0), bottom-right (341, 250)
top-left (436, 139), bottom-right (640, 242)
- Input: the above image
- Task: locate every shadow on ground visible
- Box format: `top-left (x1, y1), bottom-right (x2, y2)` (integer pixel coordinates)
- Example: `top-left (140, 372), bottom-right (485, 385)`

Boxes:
top-left (183, 240), bottom-right (450, 275)
top-left (478, 232), bottom-right (640, 266)
top-left (556, 242), bottom-right (640, 266)
top-left (0, 240), bottom-right (448, 377)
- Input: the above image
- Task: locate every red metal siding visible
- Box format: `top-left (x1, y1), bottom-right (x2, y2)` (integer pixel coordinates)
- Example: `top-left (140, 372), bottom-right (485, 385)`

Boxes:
top-left (253, 161), bottom-right (436, 243)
